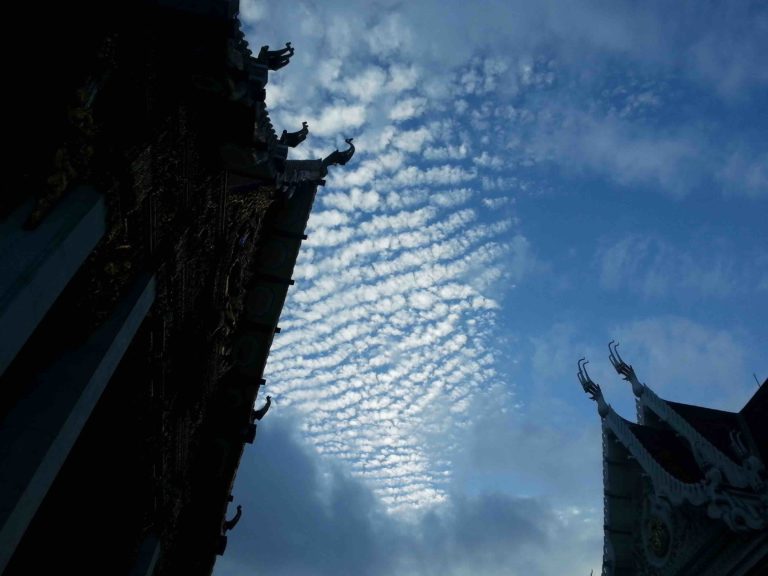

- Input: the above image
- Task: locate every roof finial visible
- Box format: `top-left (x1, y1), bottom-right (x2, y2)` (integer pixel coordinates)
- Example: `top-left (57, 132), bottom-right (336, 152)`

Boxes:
top-left (279, 121), bottom-right (309, 147)
top-left (322, 137), bottom-right (355, 168)
top-left (252, 395), bottom-right (272, 422)
top-left (578, 358), bottom-right (609, 417)
top-left (609, 340), bottom-right (644, 397)
top-left (223, 505), bottom-right (242, 533)
top-left (258, 42), bottom-right (294, 71)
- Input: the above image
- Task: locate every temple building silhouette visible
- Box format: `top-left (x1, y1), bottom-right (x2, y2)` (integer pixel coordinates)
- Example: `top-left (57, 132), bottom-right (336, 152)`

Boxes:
top-left (579, 343), bottom-right (767, 576)
top-left (0, 1), bottom-right (353, 574)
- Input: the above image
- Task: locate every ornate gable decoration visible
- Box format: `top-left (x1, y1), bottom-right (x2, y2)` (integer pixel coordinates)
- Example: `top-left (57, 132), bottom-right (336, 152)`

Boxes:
top-left (579, 343), bottom-right (767, 575)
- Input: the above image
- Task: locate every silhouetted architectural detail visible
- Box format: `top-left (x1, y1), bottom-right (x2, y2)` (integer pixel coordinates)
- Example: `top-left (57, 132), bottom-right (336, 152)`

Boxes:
top-left (0, 3), bottom-right (354, 576)
top-left (257, 42), bottom-right (294, 71)
top-left (580, 343), bottom-right (768, 576)
top-left (215, 535), bottom-right (228, 556)
top-left (243, 422), bottom-right (257, 444)
top-left (280, 121), bottom-right (309, 147)
top-left (222, 505), bottom-right (242, 533)
top-left (578, 358), bottom-right (609, 417)
top-left (253, 395), bottom-right (272, 421)
top-left (322, 137), bottom-right (356, 169)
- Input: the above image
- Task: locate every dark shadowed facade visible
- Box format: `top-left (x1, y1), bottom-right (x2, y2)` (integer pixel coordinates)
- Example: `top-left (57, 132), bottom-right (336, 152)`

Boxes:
top-left (0, 1), bottom-right (352, 575)
top-left (579, 343), bottom-right (767, 576)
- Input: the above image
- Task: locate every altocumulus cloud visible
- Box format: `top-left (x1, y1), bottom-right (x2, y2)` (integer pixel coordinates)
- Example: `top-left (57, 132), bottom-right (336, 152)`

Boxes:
top-left (265, 176), bottom-right (527, 512)
top-left (252, 11), bottom-right (547, 508)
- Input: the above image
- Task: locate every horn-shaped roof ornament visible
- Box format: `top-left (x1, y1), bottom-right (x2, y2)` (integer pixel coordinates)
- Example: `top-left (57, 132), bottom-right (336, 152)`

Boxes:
top-left (279, 121), bottom-right (309, 147)
top-left (322, 138), bottom-right (355, 168)
top-left (257, 42), bottom-right (294, 71)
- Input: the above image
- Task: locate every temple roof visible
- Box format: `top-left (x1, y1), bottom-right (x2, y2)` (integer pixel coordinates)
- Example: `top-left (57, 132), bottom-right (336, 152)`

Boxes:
top-left (581, 350), bottom-right (768, 575)
top-left (627, 420), bottom-right (704, 483)
top-left (664, 402), bottom-right (743, 462)
top-left (638, 380), bottom-right (768, 471)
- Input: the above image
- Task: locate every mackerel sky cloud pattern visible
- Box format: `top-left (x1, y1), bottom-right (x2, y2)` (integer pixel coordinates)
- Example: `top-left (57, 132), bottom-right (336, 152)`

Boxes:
top-left (215, 2), bottom-right (768, 574)
top-left (252, 11), bottom-right (544, 511)
top-left (266, 163), bottom-right (518, 512)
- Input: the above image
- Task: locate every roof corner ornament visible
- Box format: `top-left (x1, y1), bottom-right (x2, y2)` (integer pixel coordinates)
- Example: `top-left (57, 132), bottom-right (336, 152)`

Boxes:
top-left (258, 42), bottom-right (294, 71)
top-left (252, 395), bottom-right (272, 421)
top-left (578, 358), bottom-right (609, 418)
top-left (609, 340), bottom-right (645, 397)
top-left (279, 121), bottom-right (309, 147)
top-left (222, 504), bottom-right (242, 533)
top-left (322, 137), bottom-right (355, 169)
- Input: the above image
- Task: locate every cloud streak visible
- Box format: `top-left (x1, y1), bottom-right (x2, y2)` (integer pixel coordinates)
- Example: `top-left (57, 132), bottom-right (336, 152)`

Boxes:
top-left (595, 234), bottom-right (766, 299)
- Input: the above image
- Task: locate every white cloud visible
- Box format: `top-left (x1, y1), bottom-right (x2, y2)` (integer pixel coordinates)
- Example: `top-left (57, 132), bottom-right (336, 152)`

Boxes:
top-left (386, 64), bottom-right (421, 93)
top-left (321, 187), bottom-right (382, 213)
top-left (424, 144), bottom-right (468, 161)
top-left (314, 58), bottom-right (344, 88)
top-left (329, 151), bottom-right (406, 189)
top-left (430, 188), bottom-right (474, 207)
top-left (346, 66), bottom-right (388, 103)
top-left (309, 209), bottom-right (351, 229)
top-left (473, 151), bottom-right (506, 170)
top-left (391, 165), bottom-right (476, 187)
top-left (393, 127), bottom-right (434, 153)
top-left (481, 176), bottom-right (519, 191)
top-left (310, 103), bottom-right (367, 137)
top-left (389, 97), bottom-right (428, 122)
top-left (481, 196), bottom-right (512, 209)
top-left (239, 0), bottom-right (267, 23)
top-left (367, 13), bottom-right (414, 56)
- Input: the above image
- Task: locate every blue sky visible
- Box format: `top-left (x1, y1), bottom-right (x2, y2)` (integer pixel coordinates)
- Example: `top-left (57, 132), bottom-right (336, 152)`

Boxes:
top-left (214, 2), bottom-right (767, 574)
